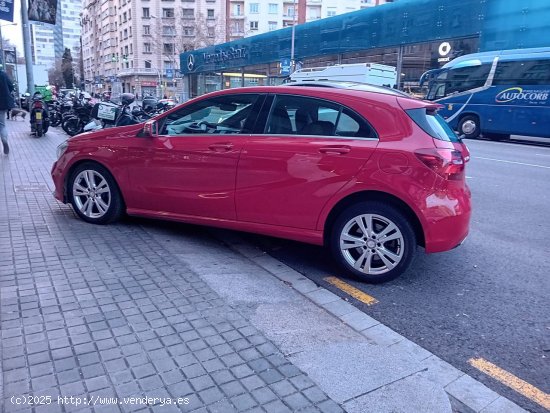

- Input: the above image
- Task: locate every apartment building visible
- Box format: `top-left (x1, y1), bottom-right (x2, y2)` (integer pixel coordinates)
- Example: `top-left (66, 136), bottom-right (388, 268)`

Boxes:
top-left (82, 0), bottom-right (226, 96)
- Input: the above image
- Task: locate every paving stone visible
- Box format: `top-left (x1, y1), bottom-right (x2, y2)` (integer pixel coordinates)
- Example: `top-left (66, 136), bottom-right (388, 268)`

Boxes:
top-left (0, 123), bottom-right (354, 413)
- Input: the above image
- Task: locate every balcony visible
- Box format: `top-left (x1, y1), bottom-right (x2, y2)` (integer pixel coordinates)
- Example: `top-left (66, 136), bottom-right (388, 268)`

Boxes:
top-left (117, 67), bottom-right (161, 77)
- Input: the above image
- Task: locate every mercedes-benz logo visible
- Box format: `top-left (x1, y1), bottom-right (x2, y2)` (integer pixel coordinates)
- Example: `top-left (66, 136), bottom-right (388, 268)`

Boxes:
top-left (187, 54), bottom-right (195, 71)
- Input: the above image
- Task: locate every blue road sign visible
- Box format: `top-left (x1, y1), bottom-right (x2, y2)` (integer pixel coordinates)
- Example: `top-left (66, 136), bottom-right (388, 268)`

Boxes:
top-left (0, 0), bottom-right (15, 22)
top-left (280, 59), bottom-right (291, 75)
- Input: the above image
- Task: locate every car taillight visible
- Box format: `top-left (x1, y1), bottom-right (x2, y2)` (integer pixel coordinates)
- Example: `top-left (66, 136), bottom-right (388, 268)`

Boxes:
top-left (415, 148), bottom-right (466, 180)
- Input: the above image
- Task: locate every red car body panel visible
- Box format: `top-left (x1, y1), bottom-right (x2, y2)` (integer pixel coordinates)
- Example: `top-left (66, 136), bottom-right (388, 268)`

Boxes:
top-left (52, 86), bottom-right (471, 254)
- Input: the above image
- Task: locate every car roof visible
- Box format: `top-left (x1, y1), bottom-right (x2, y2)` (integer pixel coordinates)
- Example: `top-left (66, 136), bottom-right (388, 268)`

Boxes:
top-left (283, 81), bottom-right (410, 97)
top-left (201, 84), bottom-right (430, 109)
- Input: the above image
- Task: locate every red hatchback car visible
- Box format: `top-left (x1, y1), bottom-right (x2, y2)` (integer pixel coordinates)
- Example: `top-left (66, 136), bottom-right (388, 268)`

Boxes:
top-left (52, 84), bottom-right (471, 283)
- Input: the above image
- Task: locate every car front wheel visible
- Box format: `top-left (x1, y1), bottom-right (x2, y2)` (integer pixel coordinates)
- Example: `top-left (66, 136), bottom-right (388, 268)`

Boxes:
top-left (330, 202), bottom-right (417, 283)
top-left (68, 163), bottom-right (124, 224)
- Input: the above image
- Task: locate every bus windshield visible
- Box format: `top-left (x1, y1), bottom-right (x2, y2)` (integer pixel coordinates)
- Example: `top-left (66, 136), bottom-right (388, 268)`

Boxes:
top-left (425, 63), bottom-right (491, 100)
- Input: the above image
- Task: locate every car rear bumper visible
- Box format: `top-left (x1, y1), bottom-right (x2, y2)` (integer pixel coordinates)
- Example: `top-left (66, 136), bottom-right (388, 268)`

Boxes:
top-left (422, 185), bottom-right (472, 254)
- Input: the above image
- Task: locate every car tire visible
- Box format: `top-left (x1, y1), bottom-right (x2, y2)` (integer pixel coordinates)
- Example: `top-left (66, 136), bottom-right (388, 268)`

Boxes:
top-left (330, 202), bottom-right (417, 283)
top-left (68, 162), bottom-right (124, 224)
top-left (458, 115), bottom-right (481, 139)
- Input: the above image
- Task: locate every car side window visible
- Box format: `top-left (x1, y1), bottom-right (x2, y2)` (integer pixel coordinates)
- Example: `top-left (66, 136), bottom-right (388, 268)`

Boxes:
top-left (335, 108), bottom-right (376, 139)
top-left (264, 95), bottom-right (375, 139)
top-left (265, 95), bottom-right (340, 136)
top-left (159, 94), bottom-right (259, 135)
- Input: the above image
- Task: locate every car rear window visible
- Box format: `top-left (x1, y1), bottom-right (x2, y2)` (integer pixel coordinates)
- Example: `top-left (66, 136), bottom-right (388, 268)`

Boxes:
top-left (405, 108), bottom-right (460, 142)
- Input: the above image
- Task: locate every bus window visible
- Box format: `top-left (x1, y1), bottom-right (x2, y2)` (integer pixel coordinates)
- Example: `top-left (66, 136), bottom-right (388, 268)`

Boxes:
top-left (445, 64), bottom-right (491, 94)
top-left (493, 60), bottom-right (550, 85)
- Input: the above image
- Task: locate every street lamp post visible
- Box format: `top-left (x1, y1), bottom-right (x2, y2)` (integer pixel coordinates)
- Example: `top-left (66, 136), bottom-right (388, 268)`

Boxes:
top-left (290, 0), bottom-right (297, 73)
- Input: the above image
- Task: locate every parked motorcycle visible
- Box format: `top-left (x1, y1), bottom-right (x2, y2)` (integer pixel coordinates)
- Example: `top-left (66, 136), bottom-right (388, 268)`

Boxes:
top-left (30, 92), bottom-right (49, 137)
top-left (47, 100), bottom-right (63, 127)
top-left (62, 98), bottom-right (94, 136)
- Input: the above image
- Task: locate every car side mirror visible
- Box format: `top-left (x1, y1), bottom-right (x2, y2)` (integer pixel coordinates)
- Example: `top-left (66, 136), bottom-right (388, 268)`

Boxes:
top-left (142, 120), bottom-right (158, 137)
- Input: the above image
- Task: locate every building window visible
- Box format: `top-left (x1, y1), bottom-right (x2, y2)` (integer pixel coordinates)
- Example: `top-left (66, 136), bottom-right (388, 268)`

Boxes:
top-left (249, 3), bottom-right (259, 13)
top-left (207, 27), bottom-right (215, 37)
top-left (250, 21), bottom-right (258, 30)
top-left (183, 26), bottom-right (194, 36)
top-left (163, 43), bottom-right (174, 53)
top-left (144, 43), bottom-right (151, 53)
top-left (268, 3), bottom-right (277, 14)
top-left (327, 9), bottom-right (336, 16)
top-left (286, 6), bottom-right (295, 17)
top-left (143, 25), bottom-right (150, 35)
top-left (163, 26), bottom-right (176, 35)
top-left (142, 7), bottom-right (150, 18)
top-left (233, 4), bottom-right (241, 15)
top-left (268, 21), bottom-right (277, 30)
top-left (207, 9), bottom-right (215, 19)
top-left (162, 8), bottom-right (175, 18)
top-left (181, 8), bottom-right (194, 18)
top-left (145, 60), bottom-right (152, 68)
top-left (123, 12), bottom-right (127, 22)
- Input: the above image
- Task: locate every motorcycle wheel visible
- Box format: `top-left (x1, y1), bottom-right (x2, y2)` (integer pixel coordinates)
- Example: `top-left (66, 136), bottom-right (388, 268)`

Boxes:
top-left (36, 124), bottom-right (43, 137)
top-left (62, 117), bottom-right (83, 136)
top-left (50, 112), bottom-right (62, 127)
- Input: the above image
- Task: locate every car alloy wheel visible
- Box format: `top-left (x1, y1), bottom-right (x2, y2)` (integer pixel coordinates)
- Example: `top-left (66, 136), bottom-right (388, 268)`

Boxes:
top-left (68, 162), bottom-right (124, 224)
top-left (331, 202), bottom-right (416, 283)
top-left (72, 170), bottom-right (112, 219)
top-left (340, 213), bottom-right (405, 275)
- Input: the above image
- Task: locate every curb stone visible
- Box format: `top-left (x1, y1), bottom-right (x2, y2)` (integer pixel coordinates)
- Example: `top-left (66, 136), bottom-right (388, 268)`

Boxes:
top-left (210, 229), bottom-right (529, 413)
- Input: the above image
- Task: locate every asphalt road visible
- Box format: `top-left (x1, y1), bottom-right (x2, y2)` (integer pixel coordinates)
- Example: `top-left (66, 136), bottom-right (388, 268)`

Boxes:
top-left (243, 136), bottom-right (550, 413)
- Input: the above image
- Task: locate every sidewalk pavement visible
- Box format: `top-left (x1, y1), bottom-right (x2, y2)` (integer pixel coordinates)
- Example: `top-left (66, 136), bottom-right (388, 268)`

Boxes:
top-left (0, 120), bottom-right (527, 413)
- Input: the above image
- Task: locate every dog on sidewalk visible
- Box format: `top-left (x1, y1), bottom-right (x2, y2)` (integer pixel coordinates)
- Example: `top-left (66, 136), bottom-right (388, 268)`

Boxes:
top-left (9, 108), bottom-right (28, 120)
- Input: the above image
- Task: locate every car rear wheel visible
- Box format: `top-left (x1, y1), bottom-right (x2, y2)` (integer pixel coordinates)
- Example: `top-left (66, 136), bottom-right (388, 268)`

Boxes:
top-left (68, 163), bottom-right (124, 224)
top-left (330, 202), bottom-right (417, 283)
top-left (458, 115), bottom-right (480, 139)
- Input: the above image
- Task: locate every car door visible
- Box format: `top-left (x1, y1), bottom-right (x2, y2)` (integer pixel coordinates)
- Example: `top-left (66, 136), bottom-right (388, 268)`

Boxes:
top-left (235, 94), bottom-right (379, 230)
top-left (125, 93), bottom-right (263, 220)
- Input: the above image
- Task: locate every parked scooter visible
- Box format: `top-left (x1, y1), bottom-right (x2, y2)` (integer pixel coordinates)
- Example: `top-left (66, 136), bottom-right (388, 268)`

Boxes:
top-left (30, 92), bottom-right (49, 137)
top-left (62, 96), bottom-right (94, 136)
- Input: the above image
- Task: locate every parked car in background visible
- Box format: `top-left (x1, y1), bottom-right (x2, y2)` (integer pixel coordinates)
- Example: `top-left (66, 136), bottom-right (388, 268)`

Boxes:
top-left (52, 84), bottom-right (471, 283)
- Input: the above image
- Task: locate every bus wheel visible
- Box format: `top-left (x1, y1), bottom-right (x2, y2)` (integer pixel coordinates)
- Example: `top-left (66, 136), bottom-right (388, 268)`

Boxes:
top-left (458, 115), bottom-right (480, 139)
top-left (485, 133), bottom-right (510, 141)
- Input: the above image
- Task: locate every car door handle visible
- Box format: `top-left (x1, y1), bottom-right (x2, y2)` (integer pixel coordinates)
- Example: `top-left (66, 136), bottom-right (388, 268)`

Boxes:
top-left (208, 143), bottom-right (233, 152)
top-left (319, 145), bottom-right (351, 155)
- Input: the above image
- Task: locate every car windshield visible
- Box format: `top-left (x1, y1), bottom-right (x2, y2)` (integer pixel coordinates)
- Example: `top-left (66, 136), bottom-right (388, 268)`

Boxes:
top-left (161, 95), bottom-right (258, 135)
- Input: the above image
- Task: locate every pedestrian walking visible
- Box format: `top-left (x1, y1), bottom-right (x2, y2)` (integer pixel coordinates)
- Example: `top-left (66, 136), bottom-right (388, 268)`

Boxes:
top-left (0, 68), bottom-right (16, 155)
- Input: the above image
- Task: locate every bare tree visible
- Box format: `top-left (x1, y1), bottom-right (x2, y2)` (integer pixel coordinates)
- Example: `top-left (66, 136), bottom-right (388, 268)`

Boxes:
top-left (48, 62), bottom-right (65, 89)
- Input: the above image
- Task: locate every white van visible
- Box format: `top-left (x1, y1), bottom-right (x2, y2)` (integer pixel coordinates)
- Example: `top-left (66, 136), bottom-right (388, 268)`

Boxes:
top-left (289, 63), bottom-right (397, 87)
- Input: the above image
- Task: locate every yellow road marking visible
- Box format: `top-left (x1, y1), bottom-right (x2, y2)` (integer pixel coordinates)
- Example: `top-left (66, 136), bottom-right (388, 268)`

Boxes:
top-left (468, 358), bottom-right (550, 410)
top-left (324, 276), bottom-right (379, 306)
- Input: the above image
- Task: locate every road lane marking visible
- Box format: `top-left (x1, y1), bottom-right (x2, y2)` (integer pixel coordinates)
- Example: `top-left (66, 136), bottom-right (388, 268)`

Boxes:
top-left (474, 156), bottom-right (550, 169)
top-left (535, 153), bottom-right (550, 157)
top-left (468, 357), bottom-right (550, 410)
top-left (324, 276), bottom-right (379, 306)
